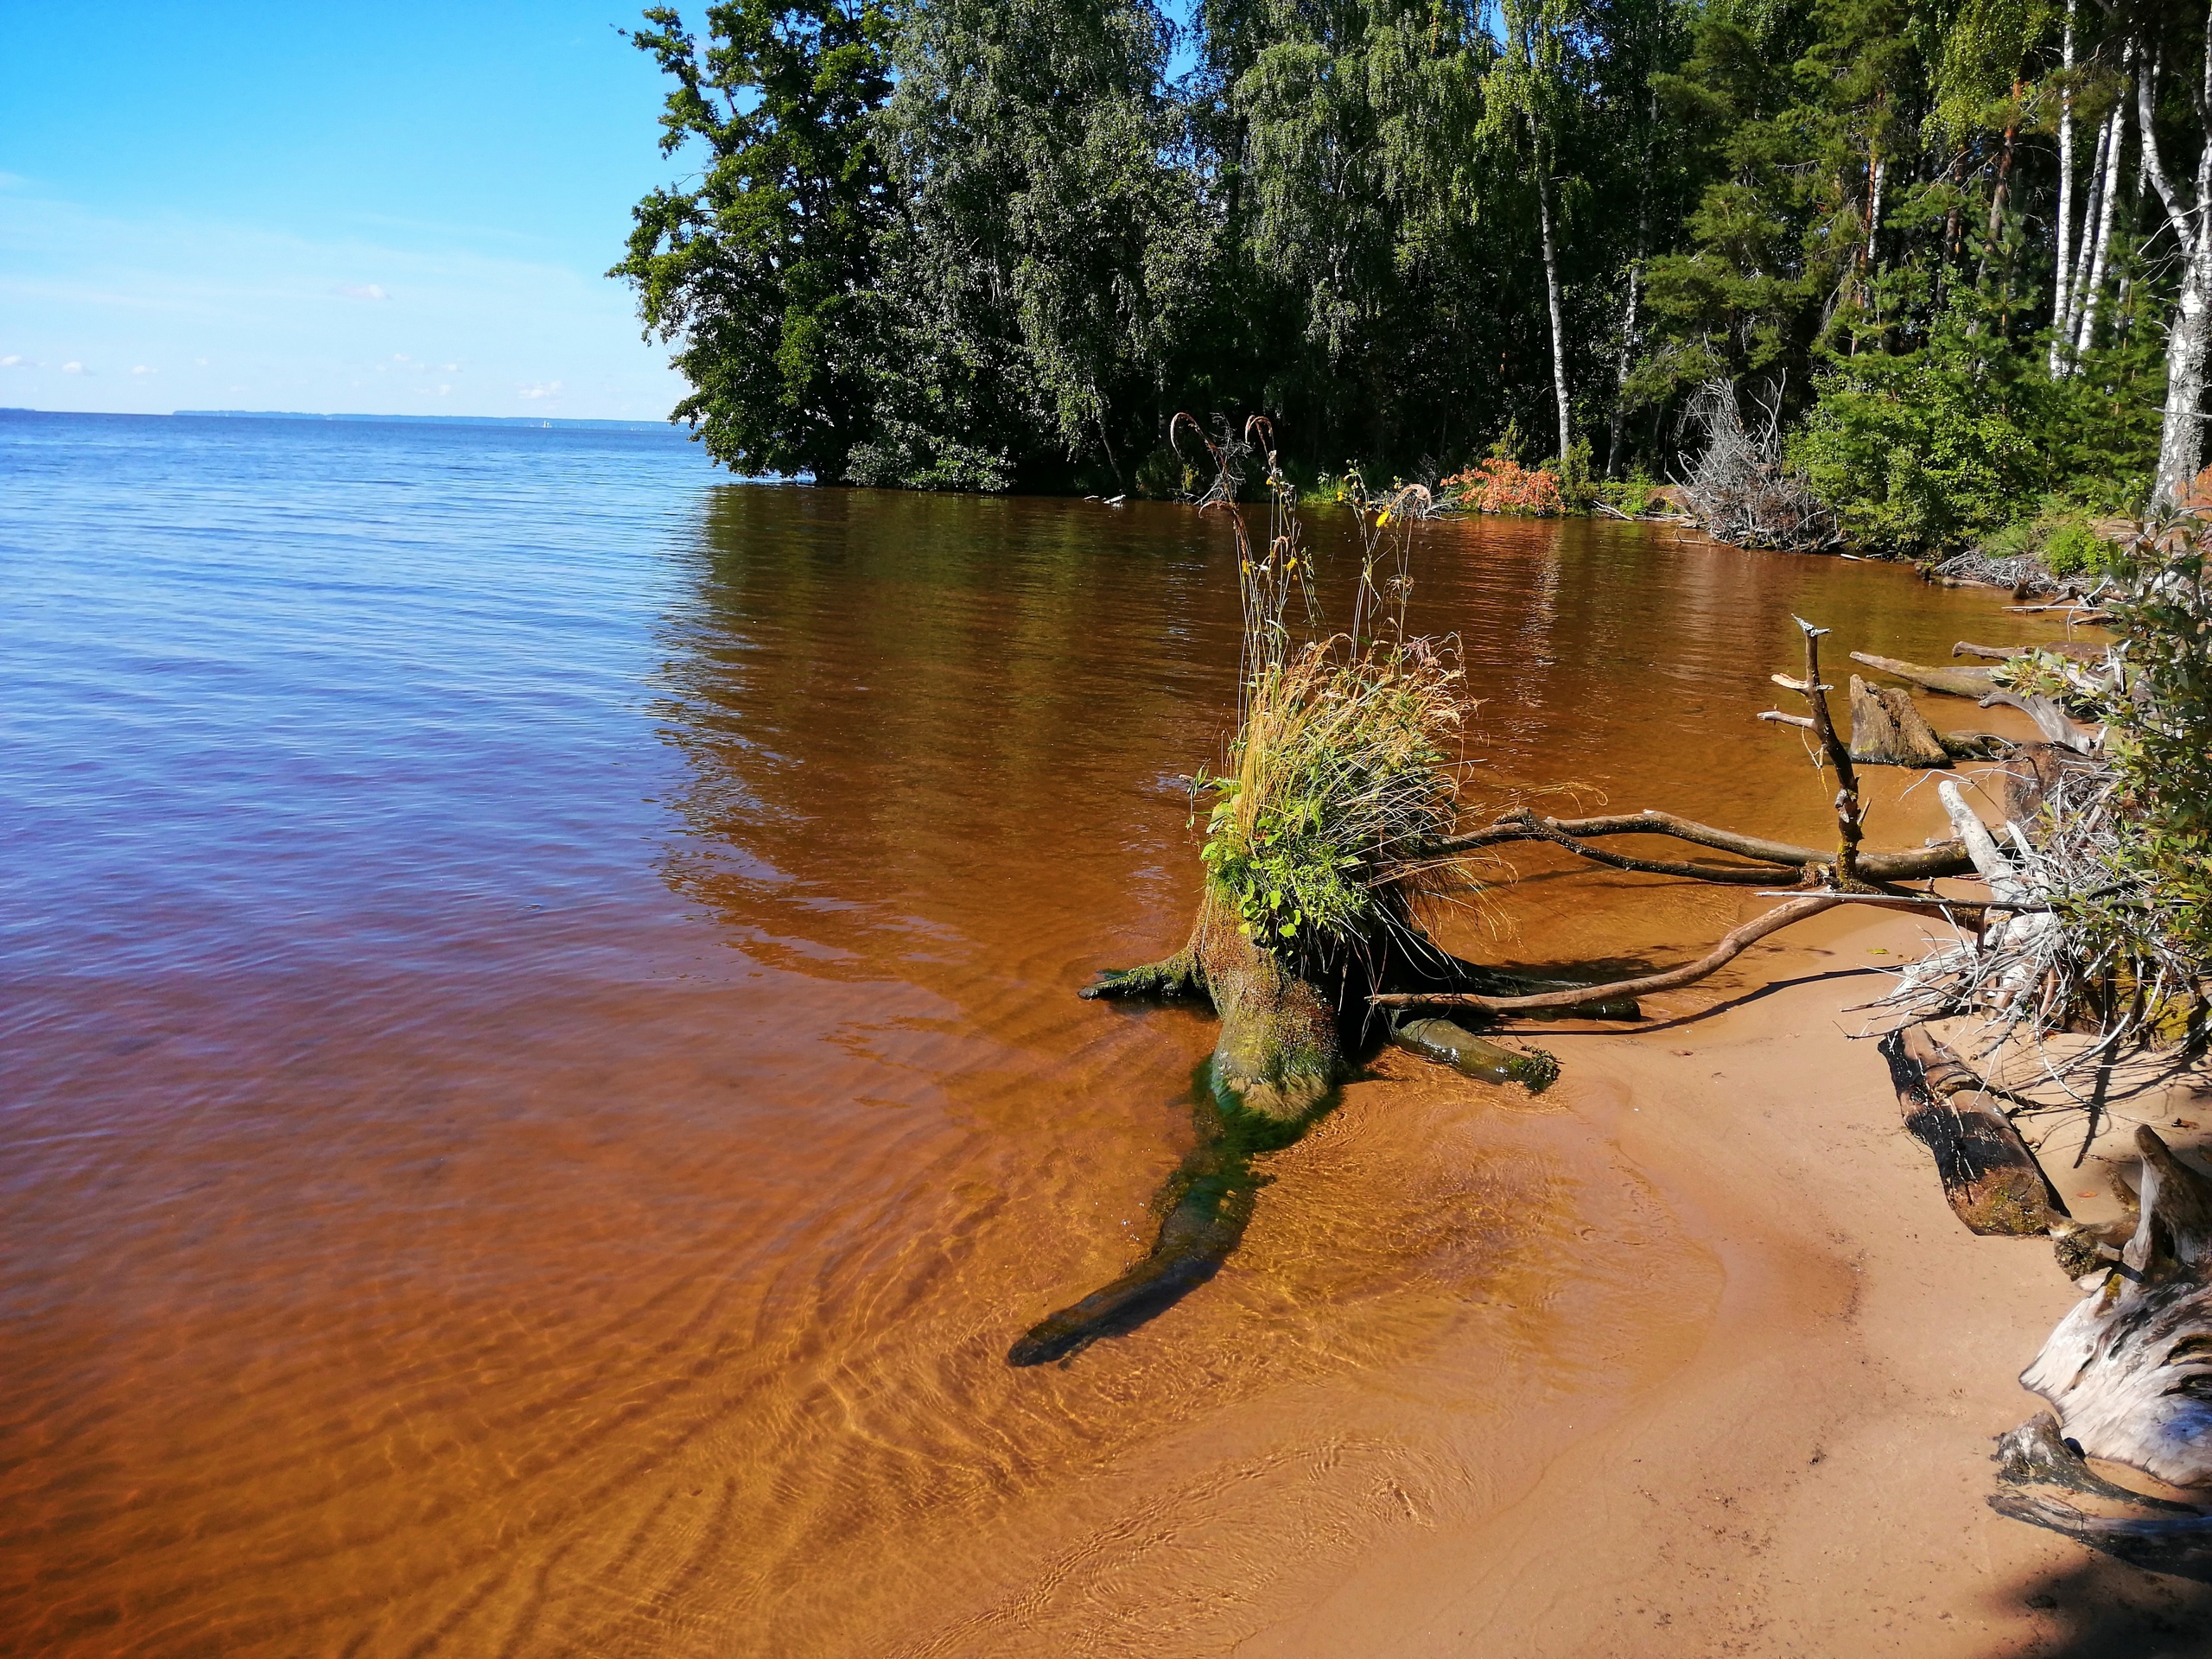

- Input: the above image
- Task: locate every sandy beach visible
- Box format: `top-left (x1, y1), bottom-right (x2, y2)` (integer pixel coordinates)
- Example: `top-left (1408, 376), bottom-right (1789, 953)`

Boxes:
top-left (1240, 899), bottom-right (2212, 1658)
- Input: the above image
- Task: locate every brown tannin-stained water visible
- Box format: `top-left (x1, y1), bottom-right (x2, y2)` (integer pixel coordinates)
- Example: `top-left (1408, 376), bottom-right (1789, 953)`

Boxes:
top-left (0, 415), bottom-right (2087, 1656)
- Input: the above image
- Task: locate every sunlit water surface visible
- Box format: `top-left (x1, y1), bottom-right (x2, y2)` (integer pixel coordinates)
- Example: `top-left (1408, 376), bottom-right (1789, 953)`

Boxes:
top-left (0, 412), bottom-right (2072, 1656)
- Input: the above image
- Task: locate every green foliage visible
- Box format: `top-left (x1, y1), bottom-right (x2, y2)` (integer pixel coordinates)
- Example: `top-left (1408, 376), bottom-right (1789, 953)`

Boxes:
top-left (613, 2), bottom-right (898, 479)
top-left (2103, 531), bottom-right (2212, 961)
top-left (613, 0), bottom-right (2190, 528)
top-left (1791, 296), bottom-right (2161, 559)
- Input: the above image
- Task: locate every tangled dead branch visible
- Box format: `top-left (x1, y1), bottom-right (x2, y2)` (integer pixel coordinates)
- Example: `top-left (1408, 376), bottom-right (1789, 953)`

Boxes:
top-left (1675, 379), bottom-right (1837, 552)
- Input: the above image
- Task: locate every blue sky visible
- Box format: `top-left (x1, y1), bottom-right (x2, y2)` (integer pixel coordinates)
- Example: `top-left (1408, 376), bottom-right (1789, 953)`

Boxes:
top-left (0, 2), bottom-right (700, 419)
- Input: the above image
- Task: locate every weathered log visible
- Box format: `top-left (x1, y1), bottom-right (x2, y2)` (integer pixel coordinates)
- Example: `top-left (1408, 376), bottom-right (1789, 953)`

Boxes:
top-left (1939, 730), bottom-right (2016, 760)
top-left (1953, 639), bottom-right (2109, 663)
top-left (1976, 687), bottom-right (2103, 753)
top-left (1372, 894), bottom-right (1842, 1016)
top-left (1391, 1017), bottom-right (1560, 1090)
top-left (2016, 1127), bottom-right (2212, 1491)
top-left (1879, 1025), bottom-right (2066, 1236)
top-left (1849, 675), bottom-right (1954, 767)
top-left (1848, 651), bottom-right (1999, 698)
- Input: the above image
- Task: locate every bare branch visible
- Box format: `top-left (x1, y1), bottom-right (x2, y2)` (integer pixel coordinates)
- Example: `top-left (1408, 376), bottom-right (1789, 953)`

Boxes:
top-left (1371, 895), bottom-right (1844, 1014)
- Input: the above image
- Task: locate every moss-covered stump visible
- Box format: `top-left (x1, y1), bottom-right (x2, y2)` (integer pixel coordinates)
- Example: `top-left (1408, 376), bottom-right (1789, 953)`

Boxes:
top-left (1083, 883), bottom-right (1345, 1121)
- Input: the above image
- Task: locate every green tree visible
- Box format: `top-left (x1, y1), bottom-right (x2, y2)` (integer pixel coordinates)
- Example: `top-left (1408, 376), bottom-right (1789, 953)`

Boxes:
top-left (613, 1), bottom-right (897, 480)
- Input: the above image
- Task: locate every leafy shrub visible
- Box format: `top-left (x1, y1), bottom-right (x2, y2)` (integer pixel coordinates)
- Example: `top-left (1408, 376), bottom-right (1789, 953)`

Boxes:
top-left (1134, 446), bottom-right (1193, 499)
top-left (2040, 518), bottom-right (2106, 579)
top-left (1442, 457), bottom-right (1564, 516)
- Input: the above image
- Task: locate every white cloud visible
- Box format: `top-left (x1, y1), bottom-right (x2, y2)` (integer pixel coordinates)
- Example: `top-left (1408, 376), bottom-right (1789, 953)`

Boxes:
top-left (337, 283), bottom-right (389, 301)
top-left (61, 360), bottom-right (87, 374)
top-left (130, 364), bottom-right (155, 375)
top-left (436, 384), bottom-right (451, 395)
top-left (440, 362), bottom-right (457, 372)
top-left (392, 352), bottom-right (409, 362)
top-left (194, 356), bottom-right (209, 365)
top-left (518, 379), bottom-right (563, 400)
top-left (0, 354), bottom-right (24, 368)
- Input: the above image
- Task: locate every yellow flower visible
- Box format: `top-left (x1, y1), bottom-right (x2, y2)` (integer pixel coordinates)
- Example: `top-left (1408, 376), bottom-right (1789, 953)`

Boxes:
top-left (1377, 510), bottom-right (1391, 526)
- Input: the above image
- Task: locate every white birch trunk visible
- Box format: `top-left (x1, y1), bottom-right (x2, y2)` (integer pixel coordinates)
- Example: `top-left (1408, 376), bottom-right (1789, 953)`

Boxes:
top-left (2063, 103), bottom-right (2113, 363)
top-left (2144, 13), bottom-right (2212, 512)
top-left (1865, 154), bottom-right (1885, 270)
top-left (2050, 0), bottom-right (2077, 374)
top-left (2074, 92), bottom-right (2126, 362)
top-left (1533, 119), bottom-right (1572, 463)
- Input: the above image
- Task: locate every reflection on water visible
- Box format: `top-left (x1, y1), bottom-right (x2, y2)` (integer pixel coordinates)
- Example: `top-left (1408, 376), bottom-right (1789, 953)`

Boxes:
top-left (0, 417), bottom-right (2084, 1656)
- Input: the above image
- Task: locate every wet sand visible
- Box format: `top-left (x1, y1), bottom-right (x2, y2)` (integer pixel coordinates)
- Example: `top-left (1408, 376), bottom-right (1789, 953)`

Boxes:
top-left (1244, 899), bottom-right (2212, 1658)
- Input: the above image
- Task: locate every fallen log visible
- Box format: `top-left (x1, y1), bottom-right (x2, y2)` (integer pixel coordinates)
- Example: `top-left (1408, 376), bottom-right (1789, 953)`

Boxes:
top-left (1848, 651), bottom-right (1998, 698)
top-left (2011, 1127), bottom-right (2212, 1493)
top-left (1372, 894), bottom-right (1842, 1016)
top-left (1879, 1025), bottom-right (2067, 1236)
top-left (1764, 704), bottom-right (2012, 764)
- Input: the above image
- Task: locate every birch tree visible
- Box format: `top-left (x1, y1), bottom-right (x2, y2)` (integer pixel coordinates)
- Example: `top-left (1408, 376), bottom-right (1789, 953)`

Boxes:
top-left (2138, 7), bottom-right (2212, 510)
top-left (1482, 0), bottom-right (1583, 463)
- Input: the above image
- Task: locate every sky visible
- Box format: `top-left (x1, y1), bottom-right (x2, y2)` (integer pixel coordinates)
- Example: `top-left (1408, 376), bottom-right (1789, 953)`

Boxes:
top-left (0, 2), bottom-right (702, 420)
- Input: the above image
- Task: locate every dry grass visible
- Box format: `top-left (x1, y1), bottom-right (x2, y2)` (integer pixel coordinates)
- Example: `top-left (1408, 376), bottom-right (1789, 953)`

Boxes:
top-left (1171, 416), bottom-right (1474, 963)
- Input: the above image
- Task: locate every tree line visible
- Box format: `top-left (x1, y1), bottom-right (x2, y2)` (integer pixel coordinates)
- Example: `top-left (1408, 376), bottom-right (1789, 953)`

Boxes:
top-left (615, 0), bottom-right (2212, 556)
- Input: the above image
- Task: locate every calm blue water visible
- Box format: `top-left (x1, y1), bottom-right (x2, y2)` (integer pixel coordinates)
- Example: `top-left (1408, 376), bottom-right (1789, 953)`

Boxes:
top-left (2, 411), bottom-right (719, 997)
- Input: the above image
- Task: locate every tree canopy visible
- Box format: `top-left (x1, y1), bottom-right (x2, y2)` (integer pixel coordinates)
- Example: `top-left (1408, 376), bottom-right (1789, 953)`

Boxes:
top-left (616, 0), bottom-right (2212, 551)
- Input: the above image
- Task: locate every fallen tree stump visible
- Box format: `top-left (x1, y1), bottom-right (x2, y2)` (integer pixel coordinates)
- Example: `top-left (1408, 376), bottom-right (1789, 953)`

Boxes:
top-left (1880, 1024), bottom-right (2067, 1236)
top-left (1848, 675), bottom-right (1952, 767)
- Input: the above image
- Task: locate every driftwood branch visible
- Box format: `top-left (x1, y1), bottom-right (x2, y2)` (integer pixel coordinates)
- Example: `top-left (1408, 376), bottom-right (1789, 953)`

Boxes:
top-left (1976, 688), bottom-right (2103, 753)
top-left (1371, 895), bottom-right (1842, 1014)
top-left (1780, 618), bottom-right (1869, 883)
top-left (1427, 809), bottom-right (1970, 880)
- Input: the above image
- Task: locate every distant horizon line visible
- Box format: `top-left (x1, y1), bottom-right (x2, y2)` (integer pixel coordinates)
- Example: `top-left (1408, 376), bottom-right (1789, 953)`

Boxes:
top-left (1, 406), bottom-right (683, 433)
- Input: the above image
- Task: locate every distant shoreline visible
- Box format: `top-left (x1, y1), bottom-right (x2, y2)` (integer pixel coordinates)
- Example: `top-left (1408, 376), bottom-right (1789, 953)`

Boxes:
top-left (175, 410), bottom-right (676, 432)
top-left (0, 407), bottom-right (677, 433)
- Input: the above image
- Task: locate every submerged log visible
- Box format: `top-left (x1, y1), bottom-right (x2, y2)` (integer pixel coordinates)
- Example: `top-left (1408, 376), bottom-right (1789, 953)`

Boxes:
top-left (1879, 1025), bottom-right (2066, 1236)
top-left (1939, 730), bottom-right (2016, 760)
top-left (1848, 676), bottom-right (1953, 767)
top-left (1391, 1017), bottom-right (1559, 1090)
top-left (1848, 651), bottom-right (1998, 698)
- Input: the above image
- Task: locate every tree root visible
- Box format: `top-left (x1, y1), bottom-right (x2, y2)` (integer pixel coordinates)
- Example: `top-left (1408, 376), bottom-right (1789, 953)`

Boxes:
top-left (1371, 894), bottom-right (1843, 1017)
top-left (1081, 950), bottom-right (1204, 1001)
